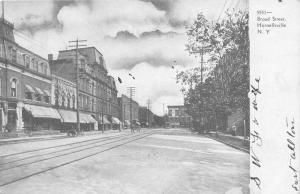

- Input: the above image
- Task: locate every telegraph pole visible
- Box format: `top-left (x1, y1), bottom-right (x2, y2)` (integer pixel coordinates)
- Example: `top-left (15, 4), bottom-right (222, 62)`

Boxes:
top-left (197, 45), bottom-right (211, 133)
top-left (127, 87), bottom-right (136, 133)
top-left (68, 39), bottom-right (87, 135)
top-left (147, 99), bottom-right (151, 128)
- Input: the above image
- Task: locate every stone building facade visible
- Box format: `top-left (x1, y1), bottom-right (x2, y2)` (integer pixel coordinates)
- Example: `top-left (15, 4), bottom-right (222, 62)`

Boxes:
top-left (118, 94), bottom-right (139, 127)
top-left (49, 47), bottom-right (120, 130)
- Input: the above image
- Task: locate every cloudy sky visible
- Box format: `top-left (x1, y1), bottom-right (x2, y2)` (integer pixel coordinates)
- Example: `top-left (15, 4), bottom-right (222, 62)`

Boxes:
top-left (4, 0), bottom-right (247, 115)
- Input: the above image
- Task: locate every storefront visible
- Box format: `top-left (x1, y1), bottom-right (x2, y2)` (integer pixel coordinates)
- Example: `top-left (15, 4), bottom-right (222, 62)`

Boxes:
top-left (57, 109), bottom-right (97, 131)
top-left (23, 104), bottom-right (62, 132)
top-left (112, 117), bottom-right (121, 130)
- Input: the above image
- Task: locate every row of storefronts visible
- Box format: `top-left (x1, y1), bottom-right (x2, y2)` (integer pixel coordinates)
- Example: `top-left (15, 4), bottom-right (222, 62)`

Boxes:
top-left (0, 17), bottom-right (123, 135)
top-left (21, 104), bottom-right (122, 132)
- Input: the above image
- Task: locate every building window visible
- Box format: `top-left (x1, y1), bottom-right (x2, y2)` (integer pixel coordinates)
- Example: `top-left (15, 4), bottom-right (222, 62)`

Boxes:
top-left (11, 78), bottom-right (17, 97)
top-left (175, 110), bottom-right (179, 116)
top-left (25, 56), bottom-right (30, 68)
top-left (72, 95), bottom-right (76, 109)
top-left (11, 49), bottom-right (17, 63)
top-left (67, 96), bottom-right (71, 108)
top-left (80, 59), bottom-right (85, 69)
top-left (35, 60), bottom-right (38, 71)
top-left (168, 110), bottom-right (172, 116)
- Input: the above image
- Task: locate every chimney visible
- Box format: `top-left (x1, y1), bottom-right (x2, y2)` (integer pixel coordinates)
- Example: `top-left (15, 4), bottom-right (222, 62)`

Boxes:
top-left (48, 54), bottom-right (53, 61)
top-left (48, 54), bottom-right (53, 66)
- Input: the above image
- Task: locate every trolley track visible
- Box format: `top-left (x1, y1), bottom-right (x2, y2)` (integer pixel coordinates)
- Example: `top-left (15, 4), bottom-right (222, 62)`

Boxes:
top-left (0, 133), bottom-right (147, 172)
top-left (0, 133), bottom-right (133, 166)
top-left (0, 135), bottom-right (70, 146)
top-left (0, 132), bottom-right (131, 158)
top-left (0, 131), bottom-right (155, 187)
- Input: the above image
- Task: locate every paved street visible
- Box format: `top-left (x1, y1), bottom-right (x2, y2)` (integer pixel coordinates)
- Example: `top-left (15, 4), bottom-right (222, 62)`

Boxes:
top-left (0, 128), bottom-right (249, 194)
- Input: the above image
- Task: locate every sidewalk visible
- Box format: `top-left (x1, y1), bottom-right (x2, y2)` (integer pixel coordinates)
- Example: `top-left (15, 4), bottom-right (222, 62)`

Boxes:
top-left (0, 129), bottom-right (127, 145)
top-left (205, 131), bottom-right (250, 153)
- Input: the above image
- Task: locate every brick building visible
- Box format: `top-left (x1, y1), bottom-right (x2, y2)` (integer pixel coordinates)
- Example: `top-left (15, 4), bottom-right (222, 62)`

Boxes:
top-left (118, 94), bottom-right (139, 128)
top-left (0, 17), bottom-right (61, 134)
top-left (167, 105), bottom-right (192, 128)
top-left (49, 47), bottom-right (120, 131)
top-left (138, 106), bottom-right (154, 127)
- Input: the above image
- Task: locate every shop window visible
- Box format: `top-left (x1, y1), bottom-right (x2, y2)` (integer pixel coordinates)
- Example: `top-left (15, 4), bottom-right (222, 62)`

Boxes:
top-left (25, 92), bottom-right (32, 100)
top-left (11, 78), bottom-right (17, 97)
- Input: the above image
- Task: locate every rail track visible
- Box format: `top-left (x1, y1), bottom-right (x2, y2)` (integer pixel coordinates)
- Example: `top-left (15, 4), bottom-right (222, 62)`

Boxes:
top-left (0, 131), bottom-right (155, 187)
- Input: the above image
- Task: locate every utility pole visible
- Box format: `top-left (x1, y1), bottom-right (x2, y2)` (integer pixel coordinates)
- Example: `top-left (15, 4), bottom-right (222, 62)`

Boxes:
top-left (147, 99), bottom-right (151, 128)
top-left (68, 39), bottom-right (87, 135)
top-left (127, 87), bottom-right (135, 133)
top-left (197, 45), bottom-right (211, 133)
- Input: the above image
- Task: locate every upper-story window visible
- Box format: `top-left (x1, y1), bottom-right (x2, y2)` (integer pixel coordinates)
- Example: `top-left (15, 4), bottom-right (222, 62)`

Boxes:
top-left (72, 95), bottom-right (76, 109)
top-left (11, 78), bottom-right (17, 97)
top-left (168, 110), bottom-right (172, 117)
top-left (80, 59), bottom-right (85, 69)
top-left (31, 58), bottom-right (34, 69)
top-left (44, 64), bottom-right (48, 75)
top-left (12, 49), bottom-right (17, 63)
top-left (24, 55), bottom-right (30, 68)
top-left (175, 110), bottom-right (179, 116)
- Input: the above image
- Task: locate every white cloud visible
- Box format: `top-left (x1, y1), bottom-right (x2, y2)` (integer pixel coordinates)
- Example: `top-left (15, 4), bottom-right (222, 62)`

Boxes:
top-left (110, 62), bottom-right (184, 115)
top-left (5, 0), bottom-right (248, 116)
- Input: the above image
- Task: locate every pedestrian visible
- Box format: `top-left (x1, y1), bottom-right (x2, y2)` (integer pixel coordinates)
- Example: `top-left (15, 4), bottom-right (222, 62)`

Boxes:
top-left (232, 125), bottom-right (237, 136)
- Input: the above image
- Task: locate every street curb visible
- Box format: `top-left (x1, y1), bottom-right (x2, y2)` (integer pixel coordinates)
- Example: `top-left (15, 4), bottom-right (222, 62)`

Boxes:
top-left (205, 135), bottom-right (250, 154)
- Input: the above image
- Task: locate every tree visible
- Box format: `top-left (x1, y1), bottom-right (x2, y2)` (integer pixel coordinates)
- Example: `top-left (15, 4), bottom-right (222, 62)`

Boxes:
top-left (177, 10), bottom-right (249, 134)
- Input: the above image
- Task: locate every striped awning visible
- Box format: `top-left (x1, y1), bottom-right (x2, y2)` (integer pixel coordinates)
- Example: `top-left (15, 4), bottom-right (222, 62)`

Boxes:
top-left (112, 117), bottom-right (121, 124)
top-left (58, 109), bottom-right (97, 124)
top-left (103, 115), bottom-right (111, 124)
top-left (35, 87), bottom-right (44, 95)
top-left (124, 120), bottom-right (130, 126)
top-left (25, 85), bottom-right (35, 93)
top-left (24, 104), bottom-right (61, 120)
top-left (43, 90), bottom-right (50, 96)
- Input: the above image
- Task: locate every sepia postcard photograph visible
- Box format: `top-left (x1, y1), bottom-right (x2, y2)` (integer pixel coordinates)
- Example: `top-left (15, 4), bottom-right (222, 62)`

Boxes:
top-left (0, 0), bottom-right (298, 193)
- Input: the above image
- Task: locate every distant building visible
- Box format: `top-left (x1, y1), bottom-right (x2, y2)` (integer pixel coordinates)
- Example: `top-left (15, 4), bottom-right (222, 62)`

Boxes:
top-left (118, 94), bottom-right (139, 127)
top-left (0, 17), bottom-right (60, 134)
top-left (49, 47), bottom-right (120, 131)
top-left (167, 105), bottom-right (192, 128)
top-left (138, 106), bottom-right (154, 127)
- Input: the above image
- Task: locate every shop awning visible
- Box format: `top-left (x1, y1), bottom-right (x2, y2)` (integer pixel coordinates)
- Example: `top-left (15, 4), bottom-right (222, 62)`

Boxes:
top-left (35, 87), bottom-right (44, 95)
top-left (124, 120), bottom-right (130, 126)
top-left (43, 90), bottom-right (50, 96)
top-left (24, 104), bottom-right (61, 120)
top-left (58, 109), bottom-right (97, 124)
top-left (103, 115), bottom-right (111, 124)
top-left (25, 85), bottom-right (35, 93)
top-left (135, 121), bottom-right (141, 126)
top-left (80, 113), bottom-right (97, 123)
top-left (112, 117), bottom-right (121, 124)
